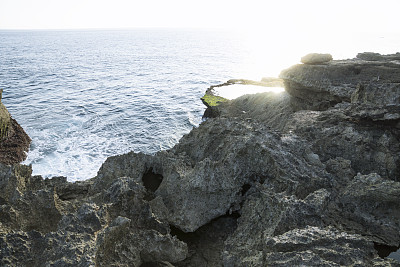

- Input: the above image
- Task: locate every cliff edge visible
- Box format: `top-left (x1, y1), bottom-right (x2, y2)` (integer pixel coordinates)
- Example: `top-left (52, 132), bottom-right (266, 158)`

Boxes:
top-left (0, 90), bottom-right (31, 164)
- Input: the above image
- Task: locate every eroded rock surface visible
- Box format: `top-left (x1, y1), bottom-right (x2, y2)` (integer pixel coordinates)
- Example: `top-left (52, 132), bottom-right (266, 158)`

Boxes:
top-left (1, 53), bottom-right (399, 266)
top-left (280, 52), bottom-right (400, 110)
top-left (0, 90), bottom-right (31, 164)
top-left (301, 53), bottom-right (333, 65)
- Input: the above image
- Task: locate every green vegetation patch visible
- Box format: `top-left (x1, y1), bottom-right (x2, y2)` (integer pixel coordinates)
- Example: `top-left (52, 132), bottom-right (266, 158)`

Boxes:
top-left (201, 94), bottom-right (229, 108)
top-left (0, 90), bottom-right (11, 140)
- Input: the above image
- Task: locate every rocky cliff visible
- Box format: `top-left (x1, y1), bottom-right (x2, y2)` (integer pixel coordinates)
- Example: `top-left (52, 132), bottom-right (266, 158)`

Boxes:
top-left (0, 53), bottom-right (399, 266)
top-left (0, 90), bottom-right (31, 164)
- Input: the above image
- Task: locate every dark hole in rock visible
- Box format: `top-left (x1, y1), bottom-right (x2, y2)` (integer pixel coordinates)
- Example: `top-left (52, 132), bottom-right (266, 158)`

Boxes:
top-left (57, 184), bottom-right (89, 201)
top-left (374, 242), bottom-right (400, 260)
top-left (171, 211), bottom-right (240, 266)
top-left (170, 224), bottom-right (197, 244)
top-left (241, 183), bottom-right (251, 196)
top-left (142, 168), bottom-right (163, 193)
top-left (353, 67), bottom-right (361, 75)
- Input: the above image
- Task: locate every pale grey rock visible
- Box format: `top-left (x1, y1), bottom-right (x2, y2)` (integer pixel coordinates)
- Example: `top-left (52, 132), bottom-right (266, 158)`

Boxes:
top-left (301, 53), bottom-right (333, 64)
top-left (357, 52), bottom-right (400, 61)
top-left (283, 103), bottom-right (400, 181)
top-left (264, 226), bottom-right (383, 266)
top-left (222, 189), bottom-right (332, 266)
top-left (94, 117), bottom-right (332, 233)
top-left (214, 92), bottom-right (399, 181)
top-left (95, 217), bottom-right (187, 266)
top-left (325, 157), bottom-right (356, 187)
top-left (0, 165), bottom-right (188, 266)
top-left (280, 53), bottom-right (400, 110)
top-left (334, 173), bottom-right (400, 246)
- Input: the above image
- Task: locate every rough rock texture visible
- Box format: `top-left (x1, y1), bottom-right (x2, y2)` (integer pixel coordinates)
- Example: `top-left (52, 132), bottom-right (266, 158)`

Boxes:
top-left (0, 90), bottom-right (31, 164)
top-left (301, 53), bottom-right (333, 64)
top-left (201, 78), bottom-right (284, 118)
top-left (0, 90), bottom-right (10, 141)
top-left (1, 53), bottom-right (400, 266)
top-left (280, 52), bottom-right (400, 110)
top-left (0, 164), bottom-right (187, 266)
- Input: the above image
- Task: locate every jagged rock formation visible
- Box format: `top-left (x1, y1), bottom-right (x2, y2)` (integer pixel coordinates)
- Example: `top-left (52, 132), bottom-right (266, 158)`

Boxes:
top-left (0, 90), bottom-right (10, 140)
top-left (0, 90), bottom-right (31, 164)
top-left (280, 52), bottom-right (400, 110)
top-left (201, 78), bottom-right (284, 118)
top-left (1, 53), bottom-right (400, 266)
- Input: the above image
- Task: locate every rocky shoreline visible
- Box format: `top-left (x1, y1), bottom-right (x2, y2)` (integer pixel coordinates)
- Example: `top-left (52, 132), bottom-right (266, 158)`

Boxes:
top-left (1, 53), bottom-right (399, 266)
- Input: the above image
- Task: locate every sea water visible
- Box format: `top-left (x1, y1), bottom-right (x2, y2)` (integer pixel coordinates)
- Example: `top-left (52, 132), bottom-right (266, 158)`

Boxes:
top-left (0, 29), bottom-right (399, 181)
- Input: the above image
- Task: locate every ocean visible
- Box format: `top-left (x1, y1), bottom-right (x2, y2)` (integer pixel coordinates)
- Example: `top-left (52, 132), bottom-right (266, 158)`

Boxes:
top-left (1, 28), bottom-right (399, 181)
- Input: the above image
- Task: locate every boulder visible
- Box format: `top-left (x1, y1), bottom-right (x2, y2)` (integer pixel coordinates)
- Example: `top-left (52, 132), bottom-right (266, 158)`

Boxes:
top-left (301, 53), bottom-right (333, 64)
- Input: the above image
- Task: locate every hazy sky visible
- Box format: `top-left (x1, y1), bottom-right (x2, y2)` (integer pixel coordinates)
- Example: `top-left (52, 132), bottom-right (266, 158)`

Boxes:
top-left (0, 0), bottom-right (399, 33)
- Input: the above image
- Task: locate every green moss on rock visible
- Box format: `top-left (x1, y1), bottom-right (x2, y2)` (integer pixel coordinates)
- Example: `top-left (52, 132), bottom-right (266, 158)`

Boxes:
top-left (201, 94), bottom-right (228, 108)
top-left (0, 89), bottom-right (11, 140)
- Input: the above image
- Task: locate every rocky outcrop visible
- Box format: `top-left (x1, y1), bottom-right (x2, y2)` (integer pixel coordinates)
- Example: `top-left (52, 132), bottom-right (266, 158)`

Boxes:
top-left (280, 52), bottom-right (400, 110)
top-left (1, 53), bottom-right (399, 266)
top-left (201, 78), bottom-right (284, 118)
top-left (0, 90), bottom-right (31, 164)
top-left (301, 53), bottom-right (333, 64)
top-left (0, 163), bottom-right (187, 266)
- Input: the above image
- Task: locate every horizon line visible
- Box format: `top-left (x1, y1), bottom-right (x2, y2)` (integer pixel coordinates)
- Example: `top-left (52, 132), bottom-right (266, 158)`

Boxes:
top-left (0, 26), bottom-right (238, 31)
top-left (0, 26), bottom-right (399, 36)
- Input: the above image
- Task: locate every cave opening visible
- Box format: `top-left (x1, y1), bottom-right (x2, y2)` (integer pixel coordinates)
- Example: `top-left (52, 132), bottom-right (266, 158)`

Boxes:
top-left (374, 242), bottom-right (400, 262)
top-left (170, 211), bottom-right (241, 266)
top-left (142, 168), bottom-right (163, 193)
top-left (241, 183), bottom-right (251, 196)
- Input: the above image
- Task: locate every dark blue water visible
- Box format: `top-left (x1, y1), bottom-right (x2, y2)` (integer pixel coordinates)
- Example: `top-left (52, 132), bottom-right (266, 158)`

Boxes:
top-left (1, 29), bottom-right (399, 181)
top-left (0, 29), bottom-right (257, 180)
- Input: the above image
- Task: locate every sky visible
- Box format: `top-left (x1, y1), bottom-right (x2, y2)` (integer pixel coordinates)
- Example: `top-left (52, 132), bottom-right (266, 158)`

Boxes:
top-left (0, 0), bottom-right (400, 34)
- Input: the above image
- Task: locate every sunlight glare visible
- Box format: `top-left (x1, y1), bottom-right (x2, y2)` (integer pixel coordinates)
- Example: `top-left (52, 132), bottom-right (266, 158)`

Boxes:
top-left (213, 84), bottom-right (284, 100)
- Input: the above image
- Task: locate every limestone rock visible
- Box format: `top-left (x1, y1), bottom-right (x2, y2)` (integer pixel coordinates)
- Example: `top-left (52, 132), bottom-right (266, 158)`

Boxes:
top-left (95, 117), bottom-right (332, 233)
top-left (213, 92), bottom-right (399, 181)
top-left (201, 78), bottom-right (284, 119)
top-left (335, 173), bottom-right (400, 246)
top-left (283, 103), bottom-right (400, 181)
top-left (357, 52), bottom-right (400, 61)
top-left (301, 53), bottom-right (333, 64)
top-left (280, 53), bottom-right (400, 110)
top-left (264, 226), bottom-right (383, 266)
